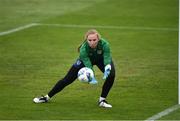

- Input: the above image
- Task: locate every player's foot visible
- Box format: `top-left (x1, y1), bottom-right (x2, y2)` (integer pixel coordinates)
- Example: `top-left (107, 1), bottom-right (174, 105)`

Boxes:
top-left (33, 95), bottom-right (49, 103)
top-left (98, 100), bottom-right (112, 108)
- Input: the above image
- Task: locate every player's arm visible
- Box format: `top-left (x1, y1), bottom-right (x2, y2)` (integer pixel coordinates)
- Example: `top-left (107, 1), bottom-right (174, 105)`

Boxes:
top-left (103, 42), bottom-right (111, 65)
top-left (103, 41), bottom-right (112, 79)
top-left (79, 45), bottom-right (98, 83)
top-left (79, 45), bottom-right (93, 70)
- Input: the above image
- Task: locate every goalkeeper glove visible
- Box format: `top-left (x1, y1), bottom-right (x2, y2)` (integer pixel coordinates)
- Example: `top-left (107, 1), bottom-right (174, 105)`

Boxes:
top-left (89, 77), bottom-right (98, 84)
top-left (103, 64), bottom-right (111, 80)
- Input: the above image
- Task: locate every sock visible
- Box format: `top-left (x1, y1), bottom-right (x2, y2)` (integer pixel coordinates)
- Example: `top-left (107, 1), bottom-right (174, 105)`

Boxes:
top-left (99, 97), bottom-right (105, 102)
top-left (45, 95), bottom-right (50, 100)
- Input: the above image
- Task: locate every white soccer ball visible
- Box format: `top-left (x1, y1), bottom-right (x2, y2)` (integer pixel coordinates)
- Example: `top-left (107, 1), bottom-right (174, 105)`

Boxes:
top-left (77, 67), bottom-right (94, 83)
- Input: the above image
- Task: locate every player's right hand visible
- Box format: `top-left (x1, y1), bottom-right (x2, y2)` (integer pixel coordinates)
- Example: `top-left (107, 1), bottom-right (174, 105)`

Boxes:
top-left (89, 77), bottom-right (98, 84)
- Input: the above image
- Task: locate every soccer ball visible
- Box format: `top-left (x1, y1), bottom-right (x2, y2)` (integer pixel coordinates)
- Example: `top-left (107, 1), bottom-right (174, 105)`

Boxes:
top-left (77, 67), bottom-right (94, 82)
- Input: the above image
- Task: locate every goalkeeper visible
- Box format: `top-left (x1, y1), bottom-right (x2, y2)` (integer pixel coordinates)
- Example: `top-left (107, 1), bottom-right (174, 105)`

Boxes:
top-left (33, 29), bottom-right (115, 108)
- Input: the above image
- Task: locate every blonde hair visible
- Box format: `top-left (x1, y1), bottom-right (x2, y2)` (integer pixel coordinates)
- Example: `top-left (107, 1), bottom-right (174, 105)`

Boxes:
top-left (84, 29), bottom-right (101, 40)
top-left (78, 29), bottom-right (101, 52)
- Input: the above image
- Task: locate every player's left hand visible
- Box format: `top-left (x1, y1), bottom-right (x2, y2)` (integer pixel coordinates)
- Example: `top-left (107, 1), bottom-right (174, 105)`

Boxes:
top-left (103, 64), bottom-right (111, 80)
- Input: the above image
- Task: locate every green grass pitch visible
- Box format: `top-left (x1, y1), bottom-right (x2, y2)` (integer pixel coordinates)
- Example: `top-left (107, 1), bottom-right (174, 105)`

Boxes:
top-left (0, 0), bottom-right (179, 120)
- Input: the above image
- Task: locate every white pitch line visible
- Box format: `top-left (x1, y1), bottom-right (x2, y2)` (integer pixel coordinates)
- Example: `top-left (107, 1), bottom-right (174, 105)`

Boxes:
top-left (0, 23), bottom-right (38, 36)
top-left (0, 23), bottom-right (178, 37)
top-left (36, 23), bottom-right (178, 31)
top-left (145, 104), bottom-right (180, 121)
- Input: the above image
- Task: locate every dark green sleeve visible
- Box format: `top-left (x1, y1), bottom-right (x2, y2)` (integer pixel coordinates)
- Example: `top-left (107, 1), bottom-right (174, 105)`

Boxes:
top-left (103, 42), bottom-right (111, 65)
top-left (79, 44), bottom-right (93, 69)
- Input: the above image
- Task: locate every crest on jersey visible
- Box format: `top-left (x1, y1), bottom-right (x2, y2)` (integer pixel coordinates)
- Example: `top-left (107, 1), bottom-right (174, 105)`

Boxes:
top-left (97, 50), bottom-right (102, 54)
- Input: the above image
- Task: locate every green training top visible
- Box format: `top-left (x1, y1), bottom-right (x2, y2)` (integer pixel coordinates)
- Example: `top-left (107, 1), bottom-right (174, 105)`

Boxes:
top-left (79, 38), bottom-right (112, 70)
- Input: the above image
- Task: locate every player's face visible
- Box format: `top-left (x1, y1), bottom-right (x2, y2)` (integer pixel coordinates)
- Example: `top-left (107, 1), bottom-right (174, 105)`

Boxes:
top-left (87, 34), bottom-right (99, 49)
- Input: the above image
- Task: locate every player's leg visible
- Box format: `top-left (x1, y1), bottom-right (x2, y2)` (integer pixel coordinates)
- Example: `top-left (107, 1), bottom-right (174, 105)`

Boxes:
top-left (96, 61), bottom-right (115, 108)
top-left (47, 64), bottom-right (83, 98)
top-left (33, 59), bottom-right (84, 103)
